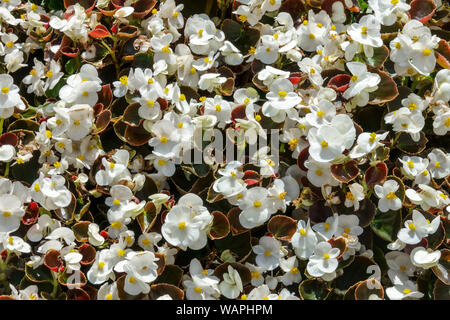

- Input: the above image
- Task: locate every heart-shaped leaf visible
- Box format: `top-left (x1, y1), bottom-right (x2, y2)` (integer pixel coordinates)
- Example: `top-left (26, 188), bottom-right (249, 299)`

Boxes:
top-left (365, 162), bottom-right (387, 188)
top-left (298, 278), bottom-right (330, 300)
top-left (210, 211), bottom-right (231, 240)
top-left (409, 0), bottom-right (436, 23)
top-left (267, 215), bottom-right (297, 241)
top-left (330, 160), bottom-right (360, 183)
top-left (89, 24), bottom-right (111, 39)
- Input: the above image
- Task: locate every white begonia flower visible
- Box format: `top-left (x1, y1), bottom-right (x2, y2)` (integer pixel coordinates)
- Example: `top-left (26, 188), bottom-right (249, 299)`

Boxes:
top-left (307, 125), bottom-right (346, 163)
top-left (95, 149), bottom-right (131, 186)
top-left (2, 236), bottom-right (30, 256)
top-left (30, 174), bottom-right (72, 211)
top-left (87, 249), bottom-right (117, 285)
top-left (433, 109), bottom-right (450, 136)
top-left (296, 10), bottom-right (332, 52)
top-left (45, 227), bottom-right (76, 246)
top-left (184, 14), bottom-right (225, 55)
top-left (0, 6), bottom-right (19, 25)
top-left (219, 265), bottom-right (243, 299)
top-left (233, 87), bottom-right (260, 108)
top-left (59, 77), bottom-right (102, 107)
top-left (349, 131), bottom-right (389, 159)
top-left (368, 0), bottom-right (410, 26)
top-left (213, 161), bottom-right (246, 198)
top-left (106, 186), bottom-right (145, 235)
top-left (114, 251), bottom-right (159, 295)
top-left (304, 157), bottom-right (338, 187)
top-left (251, 146), bottom-right (279, 178)
top-left (0, 194), bottom-right (24, 234)
top-left (22, 58), bottom-right (45, 96)
top-left (238, 187), bottom-right (276, 229)
top-left (254, 35), bottom-right (279, 65)
top-left (233, 5), bottom-right (260, 26)
top-left (279, 256), bottom-right (302, 286)
top-left (135, 89), bottom-right (161, 121)
top-left (268, 177), bottom-right (300, 213)
top-left (137, 232), bottom-right (162, 252)
top-left (401, 93), bottom-right (428, 113)
top-left (253, 236), bottom-right (284, 271)
top-left (399, 156), bottom-right (430, 185)
top-left (386, 251), bottom-right (416, 279)
top-left (26, 214), bottom-right (61, 242)
top-left (312, 214), bottom-right (339, 240)
top-left (245, 284), bottom-right (278, 300)
top-left (405, 185), bottom-right (446, 211)
top-left (245, 262), bottom-right (265, 287)
top-left (347, 14), bottom-right (382, 58)
top-left (49, 3), bottom-right (89, 41)
top-left (388, 20), bottom-right (440, 76)
top-left (156, 243), bottom-right (178, 265)
top-left (384, 107), bottom-right (425, 142)
top-left (432, 69), bottom-right (450, 103)
top-left (397, 210), bottom-right (440, 245)
top-left (262, 78), bottom-right (301, 123)
top-left (61, 246), bottom-right (83, 271)
top-left (151, 156), bottom-right (175, 177)
top-left (9, 284), bottom-right (41, 300)
top-left (427, 148), bottom-right (450, 179)
top-left (0, 73), bottom-right (25, 118)
top-left (305, 100), bottom-right (336, 128)
top-left (336, 214), bottom-right (363, 237)
top-left (44, 60), bottom-right (64, 91)
top-left (298, 56), bottom-right (324, 87)
top-left (198, 73), bottom-right (227, 92)
top-left (386, 280), bottom-right (424, 300)
top-left (192, 51), bottom-right (219, 72)
top-left (113, 69), bottom-right (135, 98)
top-left (161, 195), bottom-right (212, 251)
top-left (374, 179), bottom-right (402, 212)
top-left (88, 223), bottom-right (105, 247)
top-left (66, 104), bottom-right (94, 141)
top-left (183, 258), bottom-right (220, 300)
top-left (257, 66), bottom-right (289, 87)
top-left (4, 48), bottom-right (27, 73)
top-left (291, 219), bottom-right (318, 260)
top-left (306, 241), bottom-right (340, 277)
top-left (344, 183), bottom-right (365, 210)
top-left (98, 282), bottom-right (119, 300)
top-left (343, 62), bottom-right (381, 106)
top-left (0, 144), bottom-right (15, 162)
top-left (410, 247), bottom-right (441, 270)
top-left (204, 95), bottom-right (232, 129)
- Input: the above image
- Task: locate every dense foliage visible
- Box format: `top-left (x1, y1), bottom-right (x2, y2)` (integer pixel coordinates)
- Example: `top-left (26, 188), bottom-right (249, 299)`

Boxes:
top-left (0, 0), bottom-right (449, 300)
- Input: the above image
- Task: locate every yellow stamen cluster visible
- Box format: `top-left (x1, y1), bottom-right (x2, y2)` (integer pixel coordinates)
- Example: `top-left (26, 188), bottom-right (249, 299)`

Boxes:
top-left (386, 192), bottom-right (397, 200)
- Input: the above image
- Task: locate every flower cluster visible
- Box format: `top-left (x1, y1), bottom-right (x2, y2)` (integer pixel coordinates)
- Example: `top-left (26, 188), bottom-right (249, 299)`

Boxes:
top-left (0, 0), bottom-right (449, 301)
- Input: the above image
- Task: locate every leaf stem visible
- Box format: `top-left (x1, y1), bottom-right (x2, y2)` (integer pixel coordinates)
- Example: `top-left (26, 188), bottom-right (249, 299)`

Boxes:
top-left (0, 250), bottom-right (11, 294)
top-left (101, 39), bottom-right (120, 79)
top-left (3, 162), bottom-right (9, 178)
top-left (51, 270), bottom-right (59, 299)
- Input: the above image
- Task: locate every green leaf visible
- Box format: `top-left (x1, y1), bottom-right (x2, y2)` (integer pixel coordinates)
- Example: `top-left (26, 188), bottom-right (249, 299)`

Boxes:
top-left (214, 231), bottom-right (252, 262)
top-left (370, 209), bottom-right (402, 242)
top-left (298, 279), bottom-right (330, 300)
top-left (154, 265), bottom-right (183, 286)
top-left (335, 256), bottom-right (377, 291)
top-left (65, 59), bottom-right (78, 75)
